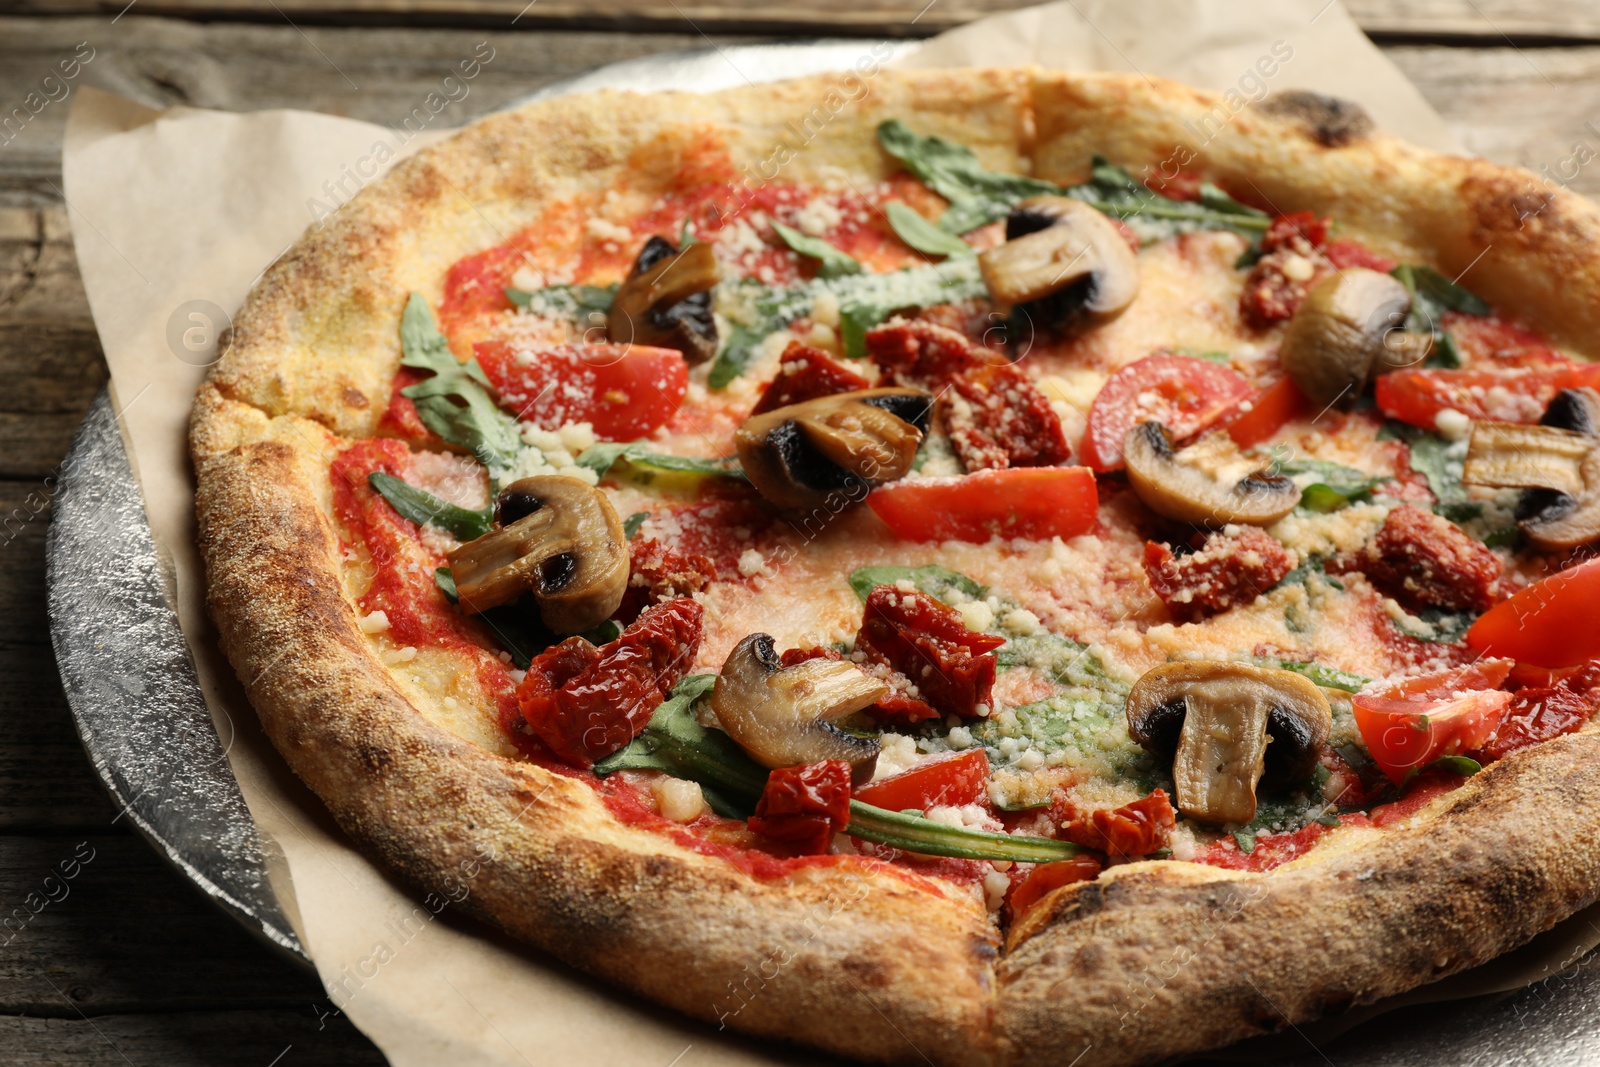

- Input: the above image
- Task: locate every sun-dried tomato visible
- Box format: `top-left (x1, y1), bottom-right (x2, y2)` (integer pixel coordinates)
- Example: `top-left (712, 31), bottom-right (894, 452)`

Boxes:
top-left (941, 363), bottom-right (1072, 471)
top-left (1004, 855), bottom-right (1104, 922)
top-left (1352, 504), bottom-right (1503, 613)
top-left (1261, 211), bottom-right (1330, 253)
top-left (747, 760), bottom-right (853, 854)
top-left (865, 319), bottom-right (986, 388)
top-left (779, 646), bottom-right (844, 668)
top-left (515, 598), bottom-right (703, 767)
top-left (1052, 789), bottom-right (1175, 859)
top-left (751, 341), bottom-right (871, 415)
top-left (1473, 684), bottom-right (1596, 763)
top-left (1143, 526), bottom-right (1294, 621)
top-left (1239, 212), bottom-right (1332, 329)
top-left (854, 587), bottom-right (1006, 725)
top-left (616, 537), bottom-right (716, 625)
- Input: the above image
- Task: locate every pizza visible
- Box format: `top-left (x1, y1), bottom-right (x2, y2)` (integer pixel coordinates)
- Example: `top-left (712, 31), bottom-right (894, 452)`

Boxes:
top-left (190, 67), bottom-right (1600, 1066)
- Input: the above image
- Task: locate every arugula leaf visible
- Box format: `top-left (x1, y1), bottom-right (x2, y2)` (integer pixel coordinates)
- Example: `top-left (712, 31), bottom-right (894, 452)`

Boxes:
top-left (504, 283), bottom-right (617, 317)
top-left (594, 674), bottom-right (1089, 860)
top-left (435, 567), bottom-right (458, 602)
top-left (399, 294), bottom-right (521, 469)
top-left (1063, 157), bottom-right (1270, 244)
top-left (1383, 422), bottom-right (1472, 511)
top-left (1398, 754), bottom-right (1483, 791)
top-left (884, 202), bottom-right (975, 258)
top-left (845, 803), bottom-right (1084, 863)
top-left (1233, 829), bottom-right (1256, 854)
top-left (1262, 658), bottom-right (1369, 693)
top-left (622, 511), bottom-right (649, 539)
top-left (848, 564), bottom-right (988, 605)
top-left (576, 442), bottom-right (746, 481)
top-left (1391, 606), bottom-right (1477, 645)
top-left (368, 472), bottom-right (492, 542)
top-left (876, 119), bottom-right (1058, 234)
top-left (1391, 265), bottom-right (1487, 370)
top-left (1277, 458), bottom-right (1387, 513)
top-left (772, 221), bottom-right (862, 279)
top-left (1391, 263), bottom-right (1490, 332)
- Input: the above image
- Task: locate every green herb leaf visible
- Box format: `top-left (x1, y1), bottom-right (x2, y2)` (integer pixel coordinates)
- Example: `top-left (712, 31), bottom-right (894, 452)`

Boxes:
top-left (1391, 263), bottom-right (1490, 333)
top-left (368, 472), bottom-right (493, 542)
top-left (581, 619), bottom-right (622, 646)
top-left (884, 202), bottom-right (975, 258)
top-left (876, 119), bottom-right (1058, 234)
top-left (592, 675), bottom-right (763, 802)
top-left (504, 283), bottom-right (617, 317)
top-left (1233, 829), bottom-right (1256, 854)
top-left (1383, 422), bottom-right (1471, 512)
top-left (845, 802), bottom-right (1084, 862)
top-left (1390, 606), bottom-right (1477, 645)
top-left (848, 564), bottom-right (989, 605)
top-left (1063, 156), bottom-right (1270, 244)
top-left (622, 511), bottom-right (649, 539)
top-left (399, 293), bottom-right (521, 469)
top-left (1273, 660), bottom-right (1369, 693)
top-left (1428, 755), bottom-right (1482, 776)
top-left (435, 567), bottom-right (458, 602)
top-left (576, 442), bottom-right (746, 481)
top-left (771, 221), bottom-right (862, 279)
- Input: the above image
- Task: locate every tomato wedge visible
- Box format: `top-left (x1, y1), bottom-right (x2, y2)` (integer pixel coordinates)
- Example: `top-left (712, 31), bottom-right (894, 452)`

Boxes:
top-left (1352, 662), bottom-right (1513, 783)
top-left (1375, 362), bottom-right (1600, 429)
top-left (1080, 354), bottom-right (1255, 471)
top-left (1468, 558), bottom-right (1600, 667)
top-left (1219, 375), bottom-right (1308, 448)
top-left (866, 467), bottom-right (1098, 543)
top-left (854, 749), bottom-right (991, 812)
top-left (475, 339), bottom-right (688, 442)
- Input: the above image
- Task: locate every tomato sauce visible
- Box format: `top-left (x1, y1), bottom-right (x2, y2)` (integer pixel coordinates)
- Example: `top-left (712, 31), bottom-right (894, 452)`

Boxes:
top-left (329, 439), bottom-right (521, 726)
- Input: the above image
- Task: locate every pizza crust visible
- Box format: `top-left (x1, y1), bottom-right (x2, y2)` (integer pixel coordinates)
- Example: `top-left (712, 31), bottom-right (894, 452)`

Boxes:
top-left (193, 67), bottom-right (1600, 1066)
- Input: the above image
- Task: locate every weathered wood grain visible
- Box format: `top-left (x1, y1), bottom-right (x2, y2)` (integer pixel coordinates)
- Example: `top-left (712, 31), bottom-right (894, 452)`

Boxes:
top-left (0, 1010), bottom-right (386, 1065)
top-left (0, 836), bottom-right (329, 1013)
top-left (7, 0), bottom-right (1600, 42)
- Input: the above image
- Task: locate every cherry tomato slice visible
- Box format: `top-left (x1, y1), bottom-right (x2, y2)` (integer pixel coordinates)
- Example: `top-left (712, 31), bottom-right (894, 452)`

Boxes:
top-left (853, 749), bottom-right (991, 812)
top-left (475, 339), bottom-right (688, 442)
top-left (866, 467), bottom-right (1098, 543)
top-left (1352, 662), bottom-right (1514, 783)
top-left (1375, 363), bottom-right (1600, 429)
top-left (1080, 354), bottom-right (1255, 471)
top-left (1219, 375), bottom-right (1308, 448)
top-left (1468, 558), bottom-right (1600, 667)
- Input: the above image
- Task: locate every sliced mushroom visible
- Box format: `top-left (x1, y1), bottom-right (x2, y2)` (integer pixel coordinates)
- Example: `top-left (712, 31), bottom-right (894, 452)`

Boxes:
top-left (446, 475), bottom-right (628, 634)
top-left (1126, 662), bottom-right (1332, 827)
top-left (1462, 387), bottom-right (1600, 548)
top-left (979, 196), bottom-right (1139, 328)
top-left (736, 388), bottom-right (932, 510)
top-left (711, 634), bottom-right (887, 781)
top-left (1123, 422), bottom-right (1301, 527)
top-left (608, 236), bottom-right (721, 364)
top-left (1280, 268), bottom-right (1430, 409)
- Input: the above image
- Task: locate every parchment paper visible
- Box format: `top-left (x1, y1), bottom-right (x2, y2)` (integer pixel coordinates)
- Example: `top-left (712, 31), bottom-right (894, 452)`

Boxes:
top-left (58, 3), bottom-right (1587, 1064)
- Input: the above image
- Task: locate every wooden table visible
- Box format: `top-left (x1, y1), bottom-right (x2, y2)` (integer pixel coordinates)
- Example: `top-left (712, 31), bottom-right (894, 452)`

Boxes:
top-left (6, 2), bottom-right (1600, 1062)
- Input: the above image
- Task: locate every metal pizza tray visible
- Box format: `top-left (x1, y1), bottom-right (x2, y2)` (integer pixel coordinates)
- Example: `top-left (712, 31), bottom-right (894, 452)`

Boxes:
top-left (43, 41), bottom-right (1600, 1066)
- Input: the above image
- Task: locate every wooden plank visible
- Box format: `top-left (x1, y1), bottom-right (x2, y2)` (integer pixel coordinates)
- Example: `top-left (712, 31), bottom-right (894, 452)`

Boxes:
top-left (7, 0), bottom-right (1600, 42)
top-left (0, 1010), bottom-right (385, 1065)
top-left (0, 835), bottom-right (328, 1014)
top-left (0, 642), bottom-right (121, 829)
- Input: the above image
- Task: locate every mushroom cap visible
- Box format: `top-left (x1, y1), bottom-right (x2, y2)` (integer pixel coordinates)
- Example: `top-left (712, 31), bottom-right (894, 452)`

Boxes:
top-left (1466, 388), bottom-right (1600, 549)
top-left (1280, 268), bottom-right (1417, 409)
top-left (710, 634), bottom-right (886, 781)
top-left (979, 196), bottom-right (1139, 323)
top-left (1127, 661), bottom-right (1332, 826)
top-left (736, 388), bottom-right (931, 511)
top-left (445, 475), bottom-right (629, 634)
top-left (608, 237), bottom-right (720, 364)
top-left (1123, 422), bottom-right (1300, 527)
